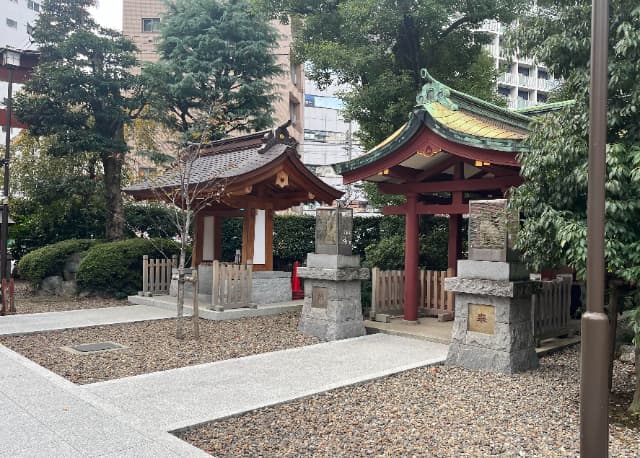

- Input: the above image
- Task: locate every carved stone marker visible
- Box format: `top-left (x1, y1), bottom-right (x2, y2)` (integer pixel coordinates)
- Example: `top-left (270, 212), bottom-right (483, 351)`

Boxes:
top-left (445, 199), bottom-right (538, 374)
top-left (298, 208), bottom-right (369, 340)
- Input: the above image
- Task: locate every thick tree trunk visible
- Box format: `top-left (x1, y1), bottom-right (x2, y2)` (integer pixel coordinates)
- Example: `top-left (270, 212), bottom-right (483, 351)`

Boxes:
top-left (631, 347), bottom-right (640, 414)
top-left (101, 150), bottom-right (125, 241)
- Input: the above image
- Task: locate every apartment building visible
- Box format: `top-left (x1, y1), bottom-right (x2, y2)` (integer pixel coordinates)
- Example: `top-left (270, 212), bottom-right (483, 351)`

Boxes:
top-left (478, 19), bottom-right (560, 109)
top-left (302, 78), bottom-right (366, 206)
top-left (122, 0), bottom-right (304, 147)
top-left (1, 0), bottom-right (39, 50)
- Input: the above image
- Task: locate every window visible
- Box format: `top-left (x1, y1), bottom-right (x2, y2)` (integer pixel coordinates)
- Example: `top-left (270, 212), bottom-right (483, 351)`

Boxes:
top-left (289, 100), bottom-right (300, 126)
top-left (538, 69), bottom-right (549, 80)
top-left (498, 87), bottom-right (511, 97)
top-left (517, 90), bottom-right (529, 100)
top-left (142, 18), bottom-right (161, 33)
top-left (27, 0), bottom-right (40, 11)
top-left (6, 18), bottom-right (18, 29)
top-left (26, 23), bottom-right (34, 35)
top-left (517, 66), bottom-right (530, 77)
top-left (537, 93), bottom-right (548, 103)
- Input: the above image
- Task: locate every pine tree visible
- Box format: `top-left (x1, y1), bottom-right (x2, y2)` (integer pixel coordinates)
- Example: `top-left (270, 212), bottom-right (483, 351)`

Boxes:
top-left (15, 0), bottom-right (141, 240)
top-left (143, 0), bottom-right (283, 142)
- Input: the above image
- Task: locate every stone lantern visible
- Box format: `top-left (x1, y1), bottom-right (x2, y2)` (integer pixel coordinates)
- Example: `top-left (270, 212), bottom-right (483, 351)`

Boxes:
top-left (297, 207), bottom-right (369, 340)
top-left (444, 199), bottom-right (538, 373)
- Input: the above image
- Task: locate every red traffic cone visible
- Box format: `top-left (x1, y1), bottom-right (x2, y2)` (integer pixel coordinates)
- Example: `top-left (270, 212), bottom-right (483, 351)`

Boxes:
top-left (292, 261), bottom-right (304, 300)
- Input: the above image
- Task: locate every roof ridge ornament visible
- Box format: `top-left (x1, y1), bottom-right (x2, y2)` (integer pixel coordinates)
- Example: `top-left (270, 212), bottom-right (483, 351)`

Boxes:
top-left (416, 68), bottom-right (458, 111)
top-left (259, 120), bottom-right (297, 154)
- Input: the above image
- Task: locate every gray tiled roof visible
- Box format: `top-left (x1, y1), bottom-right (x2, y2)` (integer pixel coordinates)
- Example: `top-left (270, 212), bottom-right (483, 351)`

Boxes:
top-left (124, 143), bottom-right (288, 192)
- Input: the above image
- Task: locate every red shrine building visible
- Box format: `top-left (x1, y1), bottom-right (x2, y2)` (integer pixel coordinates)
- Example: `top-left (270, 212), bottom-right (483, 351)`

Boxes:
top-left (333, 69), bottom-right (568, 323)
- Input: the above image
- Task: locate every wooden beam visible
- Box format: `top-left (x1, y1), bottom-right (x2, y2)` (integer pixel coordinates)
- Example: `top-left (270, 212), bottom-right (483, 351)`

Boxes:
top-left (378, 175), bottom-right (523, 194)
top-left (383, 202), bottom-right (469, 215)
top-left (414, 155), bottom-right (458, 181)
top-left (386, 165), bottom-right (420, 180)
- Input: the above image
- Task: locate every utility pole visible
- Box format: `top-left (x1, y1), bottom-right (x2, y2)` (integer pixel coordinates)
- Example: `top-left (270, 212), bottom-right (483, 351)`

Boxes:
top-left (0, 50), bottom-right (16, 316)
top-left (580, 0), bottom-right (610, 456)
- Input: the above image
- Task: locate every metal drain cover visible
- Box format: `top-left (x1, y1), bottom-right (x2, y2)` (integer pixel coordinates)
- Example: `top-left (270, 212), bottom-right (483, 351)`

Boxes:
top-left (62, 342), bottom-right (127, 355)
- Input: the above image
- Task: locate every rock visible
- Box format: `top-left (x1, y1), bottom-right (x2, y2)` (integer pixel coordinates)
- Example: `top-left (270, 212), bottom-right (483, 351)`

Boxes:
top-left (63, 252), bottom-right (83, 281)
top-left (39, 276), bottom-right (77, 296)
top-left (619, 344), bottom-right (636, 364)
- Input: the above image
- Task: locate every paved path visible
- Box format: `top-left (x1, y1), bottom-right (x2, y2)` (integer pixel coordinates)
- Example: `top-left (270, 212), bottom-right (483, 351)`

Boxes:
top-left (0, 305), bottom-right (175, 336)
top-left (86, 334), bottom-right (448, 432)
top-left (0, 344), bottom-right (208, 457)
top-left (0, 305), bottom-right (448, 455)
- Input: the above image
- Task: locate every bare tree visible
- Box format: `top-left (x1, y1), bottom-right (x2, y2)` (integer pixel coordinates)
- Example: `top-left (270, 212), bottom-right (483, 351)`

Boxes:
top-left (128, 119), bottom-right (232, 339)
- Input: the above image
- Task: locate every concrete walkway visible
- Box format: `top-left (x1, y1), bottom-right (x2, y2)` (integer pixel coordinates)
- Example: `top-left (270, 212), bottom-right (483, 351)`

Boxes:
top-left (0, 305), bottom-right (175, 336)
top-left (0, 344), bottom-right (208, 457)
top-left (86, 334), bottom-right (448, 432)
top-left (0, 305), bottom-right (448, 457)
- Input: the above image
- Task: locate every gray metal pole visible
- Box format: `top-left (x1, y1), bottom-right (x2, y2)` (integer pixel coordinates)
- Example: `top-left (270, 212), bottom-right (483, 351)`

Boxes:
top-left (1, 66), bottom-right (12, 312)
top-left (581, 0), bottom-right (610, 455)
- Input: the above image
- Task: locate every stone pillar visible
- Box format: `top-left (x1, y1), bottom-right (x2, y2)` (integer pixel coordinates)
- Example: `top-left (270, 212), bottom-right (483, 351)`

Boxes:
top-left (297, 254), bottom-right (369, 340)
top-left (444, 260), bottom-right (538, 374)
top-left (404, 193), bottom-right (419, 322)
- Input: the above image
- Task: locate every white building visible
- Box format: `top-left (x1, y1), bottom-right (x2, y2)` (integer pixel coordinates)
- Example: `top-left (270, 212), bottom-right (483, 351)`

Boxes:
top-left (1, 0), bottom-right (39, 50)
top-left (479, 19), bottom-right (560, 109)
top-left (302, 78), bottom-right (366, 205)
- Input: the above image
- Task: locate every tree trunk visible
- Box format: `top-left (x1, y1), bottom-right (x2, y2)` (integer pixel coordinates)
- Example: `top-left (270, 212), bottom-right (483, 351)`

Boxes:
top-left (631, 346), bottom-right (640, 414)
top-left (101, 150), bottom-right (125, 241)
top-left (175, 248), bottom-right (187, 339)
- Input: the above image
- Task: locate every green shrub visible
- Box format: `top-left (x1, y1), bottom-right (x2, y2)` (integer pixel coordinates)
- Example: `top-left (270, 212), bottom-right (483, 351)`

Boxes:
top-left (76, 238), bottom-right (182, 298)
top-left (17, 239), bottom-right (101, 287)
top-left (273, 215), bottom-right (315, 270)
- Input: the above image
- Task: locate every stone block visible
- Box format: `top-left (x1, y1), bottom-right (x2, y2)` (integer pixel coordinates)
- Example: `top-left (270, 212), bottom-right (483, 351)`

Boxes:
top-left (437, 312), bottom-right (454, 322)
top-left (375, 313), bottom-right (391, 323)
top-left (63, 252), bottom-right (83, 281)
top-left (297, 266), bottom-right (370, 281)
top-left (445, 277), bottom-right (535, 298)
top-left (305, 253), bottom-right (361, 269)
top-left (457, 260), bottom-right (529, 282)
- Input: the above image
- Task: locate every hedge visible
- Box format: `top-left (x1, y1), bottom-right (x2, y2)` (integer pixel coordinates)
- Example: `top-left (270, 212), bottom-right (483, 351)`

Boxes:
top-left (76, 238), bottom-right (182, 298)
top-left (17, 239), bottom-right (101, 287)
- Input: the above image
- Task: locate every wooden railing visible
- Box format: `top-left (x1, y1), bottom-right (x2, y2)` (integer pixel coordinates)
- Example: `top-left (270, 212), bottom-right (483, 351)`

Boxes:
top-left (532, 276), bottom-right (572, 343)
top-left (141, 255), bottom-right (177, 296)
top-left (370, 267), bottom-right (455, 319)
top-left (211, 260), bottom-right (253, 311)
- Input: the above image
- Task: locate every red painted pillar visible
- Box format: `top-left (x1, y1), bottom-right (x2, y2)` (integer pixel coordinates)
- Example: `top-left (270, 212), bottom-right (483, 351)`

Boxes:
top-left (448, 214), bottom-right (462, 273)
top-left (404, 193), bottom-right (419, 322)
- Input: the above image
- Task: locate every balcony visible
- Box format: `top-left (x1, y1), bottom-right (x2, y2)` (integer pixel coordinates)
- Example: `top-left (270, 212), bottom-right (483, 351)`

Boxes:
top-left (478, 20), bottom-right (503, 34)
top-left (518, 74), bottom-right (536, 89)
top-left (537, 78), bottom-right (561, 92)
top-left (497, 72), bottom-right (518, 86)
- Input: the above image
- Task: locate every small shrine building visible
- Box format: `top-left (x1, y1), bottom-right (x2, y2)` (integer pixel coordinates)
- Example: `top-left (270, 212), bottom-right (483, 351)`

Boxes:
top-left (333, 69), bottom-right (568, 322)
top-left (125, 124), bottom-right (343, 273)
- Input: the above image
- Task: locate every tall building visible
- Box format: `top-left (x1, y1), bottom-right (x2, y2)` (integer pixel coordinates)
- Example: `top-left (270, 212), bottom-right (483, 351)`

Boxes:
top-left (302, 79), bottom-right (363, 195)
top-left (1, 0), bottom-right (39, 50)
top-left (479, 19), bottom-right (560, 109)
top-left (121, 0), bottom-right (304, 145)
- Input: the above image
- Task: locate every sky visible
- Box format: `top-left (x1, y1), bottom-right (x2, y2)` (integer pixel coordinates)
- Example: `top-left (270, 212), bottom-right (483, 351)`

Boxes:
top-left (89, 0), bottom-right (123, 31)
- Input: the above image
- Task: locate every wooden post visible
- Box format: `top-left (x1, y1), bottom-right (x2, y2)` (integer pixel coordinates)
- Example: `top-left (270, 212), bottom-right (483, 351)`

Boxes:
top-left (192, 269), bottom-right (200, 339)
top-left (212, 260), bottom-right (222, 312)
top-left (403, 193), bottom-right (419, 322)
top-left (9, 278), bottom-right (15, 314)
top-left (370, 267), bottom-right (379, 319)
top-left (142, 255), bottom-right (149, 294)
top-left (247, 261), bottom-right (255, 308)
top-left (446, 268), bottom-right (454, 311)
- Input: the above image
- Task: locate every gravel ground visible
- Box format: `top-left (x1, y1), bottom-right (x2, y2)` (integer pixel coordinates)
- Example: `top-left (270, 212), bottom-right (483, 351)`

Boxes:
top-left (179, 347), bottom-right (640, 458)
top-left (0, 312), bottom-right (318, 384)
top-left (10, 281), bottom-right (128, 314)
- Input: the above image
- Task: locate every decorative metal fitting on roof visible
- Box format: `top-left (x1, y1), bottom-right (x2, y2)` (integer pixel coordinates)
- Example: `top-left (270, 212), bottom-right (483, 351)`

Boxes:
top-left (416, 68), bottom-right (459, 111)
top-left (259, 120), bottom-right (297, 154)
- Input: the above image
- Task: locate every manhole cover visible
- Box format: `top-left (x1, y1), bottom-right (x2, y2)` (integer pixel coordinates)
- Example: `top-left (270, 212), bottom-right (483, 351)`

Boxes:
top-left (62, 342), bottom-right (127, 355)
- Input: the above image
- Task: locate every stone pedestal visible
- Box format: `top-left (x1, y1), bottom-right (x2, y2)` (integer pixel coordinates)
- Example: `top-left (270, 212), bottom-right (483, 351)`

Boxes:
top-left (297, 253), bottom-right (369, 341)
top-left (444, 260), bottom-right (538, 374)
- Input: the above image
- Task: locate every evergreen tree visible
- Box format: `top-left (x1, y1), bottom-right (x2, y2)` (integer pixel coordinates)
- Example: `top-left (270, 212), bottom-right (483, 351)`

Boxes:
top-left (143, 0), bottom-right (283, 143)
top-left (14, 0), bottom-right (141, 240)
top-left (254, 0), bottom-right (527, 148)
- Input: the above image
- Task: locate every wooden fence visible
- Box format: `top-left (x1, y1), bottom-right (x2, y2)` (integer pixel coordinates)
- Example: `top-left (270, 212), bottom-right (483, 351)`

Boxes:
top-left (531, 276), bottom-right (572, 343)
top-left (211, 260), bottom-right (253, 311)
top-left (370, 267), bottom-right (455, 319)
top-left (141, 255), bottom-right (177, 296)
